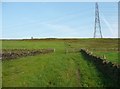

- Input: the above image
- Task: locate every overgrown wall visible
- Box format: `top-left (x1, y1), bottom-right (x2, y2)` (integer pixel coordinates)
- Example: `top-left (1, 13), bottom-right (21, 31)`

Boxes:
top-left (1, 49), bottom-right (55, 60)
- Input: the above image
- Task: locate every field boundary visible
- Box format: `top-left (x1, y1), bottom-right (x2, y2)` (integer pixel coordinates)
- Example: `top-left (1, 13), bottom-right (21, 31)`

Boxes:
top-left (1, 48), bottom-right (55, 60)
top-left (80, 49), bottom-right (120, 86)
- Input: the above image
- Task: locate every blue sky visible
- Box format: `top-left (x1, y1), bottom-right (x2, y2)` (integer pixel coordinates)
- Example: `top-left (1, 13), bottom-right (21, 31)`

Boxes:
top-left (2, 2), bottom-right (118, 39)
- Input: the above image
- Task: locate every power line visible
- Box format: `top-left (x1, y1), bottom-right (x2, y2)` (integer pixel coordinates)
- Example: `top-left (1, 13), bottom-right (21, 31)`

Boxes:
top-left (94, 2), bottom-right (103, 38)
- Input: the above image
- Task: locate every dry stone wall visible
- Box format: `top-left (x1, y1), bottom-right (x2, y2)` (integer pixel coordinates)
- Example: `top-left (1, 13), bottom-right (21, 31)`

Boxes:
top-left (80, 49), bottom-right (120, 85)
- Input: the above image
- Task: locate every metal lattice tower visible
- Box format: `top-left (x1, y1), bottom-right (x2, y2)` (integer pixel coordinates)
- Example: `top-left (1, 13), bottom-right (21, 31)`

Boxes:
top-left (94, 2), bottom-right (103, 38)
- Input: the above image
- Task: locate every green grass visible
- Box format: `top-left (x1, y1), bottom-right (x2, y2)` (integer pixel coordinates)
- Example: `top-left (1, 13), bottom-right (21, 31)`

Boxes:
top-left (2, 38), bottom-right (119, 87)
top-left (3, 52), bottom-right (113, 87)
top-left (2, 38), bottom-right (118, 49)
top-left (92, 51), bottom-right (119, 64)
top-left (0, 61), bottom-right (2, 88)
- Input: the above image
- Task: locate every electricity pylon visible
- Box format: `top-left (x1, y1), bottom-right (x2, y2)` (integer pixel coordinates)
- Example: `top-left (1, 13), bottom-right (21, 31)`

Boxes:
top-left (94, 2), bottom-right (103, 38)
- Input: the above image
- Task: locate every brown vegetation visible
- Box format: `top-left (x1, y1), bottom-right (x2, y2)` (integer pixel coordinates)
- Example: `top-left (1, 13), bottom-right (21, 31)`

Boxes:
top-left (1, 49), bottom-right (54, 60)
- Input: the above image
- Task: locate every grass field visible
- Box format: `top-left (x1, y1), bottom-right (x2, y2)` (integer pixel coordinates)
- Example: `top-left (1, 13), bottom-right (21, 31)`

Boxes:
top-left (1, 38), bottom-right (119, 87)
top-left (92, 51), bottom-right (119, 64)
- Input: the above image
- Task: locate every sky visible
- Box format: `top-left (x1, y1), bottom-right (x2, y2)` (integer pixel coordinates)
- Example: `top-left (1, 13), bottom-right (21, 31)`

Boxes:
top-left (1, 2), bottom-right (118, 39)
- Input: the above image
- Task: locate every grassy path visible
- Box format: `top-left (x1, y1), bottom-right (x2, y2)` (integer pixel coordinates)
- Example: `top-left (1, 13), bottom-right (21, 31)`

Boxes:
top-left (2, 52), bottom-right (108, 87)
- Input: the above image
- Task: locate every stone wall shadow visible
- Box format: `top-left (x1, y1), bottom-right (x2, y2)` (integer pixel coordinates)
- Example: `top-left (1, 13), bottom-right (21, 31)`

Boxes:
top-left (80, 49), bottom-right (120, 87)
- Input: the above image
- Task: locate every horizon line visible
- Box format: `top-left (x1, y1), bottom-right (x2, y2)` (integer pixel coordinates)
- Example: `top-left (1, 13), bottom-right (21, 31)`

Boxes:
top-left (0, 37), bottom-right (119, 40)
